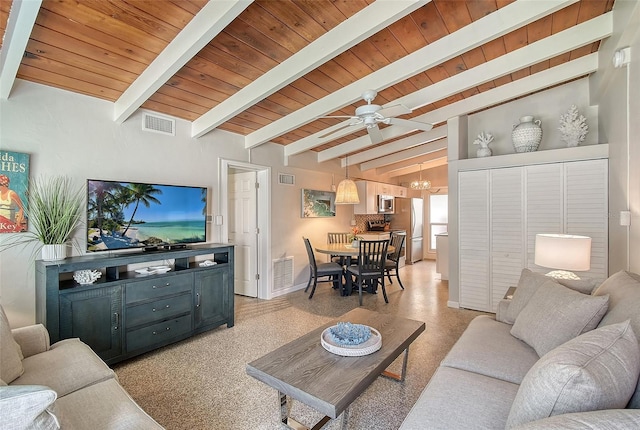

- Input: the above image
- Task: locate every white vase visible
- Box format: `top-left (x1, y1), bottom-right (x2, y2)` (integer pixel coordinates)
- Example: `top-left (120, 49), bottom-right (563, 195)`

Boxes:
top-left (351, 240), bottom-right (360, 248)
top-left (512, 115), bottom-right (542, 153)
top-left (41, 244), bottom-right (67, 261)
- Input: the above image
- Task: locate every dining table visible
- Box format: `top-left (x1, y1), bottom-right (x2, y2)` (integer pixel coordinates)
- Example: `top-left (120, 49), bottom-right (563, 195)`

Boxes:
top-left (314, 242), bottom-right (395, 296)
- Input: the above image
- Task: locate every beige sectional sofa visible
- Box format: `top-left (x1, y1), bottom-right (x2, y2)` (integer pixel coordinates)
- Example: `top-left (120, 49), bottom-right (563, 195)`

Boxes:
top-left (0, 306), bottom-right (163, 429)
top-left (400, 269), bottom-right (640, 429)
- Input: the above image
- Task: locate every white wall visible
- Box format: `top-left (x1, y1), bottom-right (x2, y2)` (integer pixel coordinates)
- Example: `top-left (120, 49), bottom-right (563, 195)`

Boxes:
top-left (592, 0), bottom-right (640, 273)
top-left (252, 144), bottom-right (354, 294)
top-left (0, 80), bottom-right (361, 324)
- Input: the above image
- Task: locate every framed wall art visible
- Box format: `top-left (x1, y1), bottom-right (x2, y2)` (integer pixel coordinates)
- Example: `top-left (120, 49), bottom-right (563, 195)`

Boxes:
top-left (301, 189), bottom-right (336, 218)
top-left (0, 150), bottom-right (29, 233)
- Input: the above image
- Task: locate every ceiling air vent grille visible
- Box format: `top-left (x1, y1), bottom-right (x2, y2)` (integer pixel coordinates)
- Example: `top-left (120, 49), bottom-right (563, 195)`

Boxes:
top-left (278, 173), bottom-right (295, 186)
top-left (142, 113), bottom-right (175, 136)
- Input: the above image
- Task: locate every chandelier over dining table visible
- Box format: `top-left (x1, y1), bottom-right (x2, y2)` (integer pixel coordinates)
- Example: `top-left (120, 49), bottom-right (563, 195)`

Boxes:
top-left (410, 163), bottom-right (431, 190)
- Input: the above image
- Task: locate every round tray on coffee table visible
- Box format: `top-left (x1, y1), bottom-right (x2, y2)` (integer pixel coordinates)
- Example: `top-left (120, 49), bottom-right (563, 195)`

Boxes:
top-left (320, 326), bottom-right (382, 356)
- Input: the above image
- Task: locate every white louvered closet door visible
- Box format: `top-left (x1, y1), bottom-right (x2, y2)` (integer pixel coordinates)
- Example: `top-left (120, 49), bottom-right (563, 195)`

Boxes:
top-left (459, 170), bottom-right (490, 312)
top-left (565, 159), bottom-right (608, 282)
top-left (525, 163), bottom-right (564, 270)
top-left (490, 167), bottom-right (524, 311)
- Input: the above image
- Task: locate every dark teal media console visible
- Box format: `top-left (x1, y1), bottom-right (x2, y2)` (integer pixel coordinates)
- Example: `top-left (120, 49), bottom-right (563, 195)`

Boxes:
top-left (35, 245), bottom-right (234, 365)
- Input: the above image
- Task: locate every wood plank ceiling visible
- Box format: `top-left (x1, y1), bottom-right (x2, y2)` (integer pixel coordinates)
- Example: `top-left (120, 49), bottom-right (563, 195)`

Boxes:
top-left (0, 0), bottom-right (615, 173)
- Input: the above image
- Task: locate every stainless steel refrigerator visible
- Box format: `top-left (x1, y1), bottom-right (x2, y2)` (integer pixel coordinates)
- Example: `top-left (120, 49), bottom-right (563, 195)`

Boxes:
top-left (392, 198), bottom-right (424, 264)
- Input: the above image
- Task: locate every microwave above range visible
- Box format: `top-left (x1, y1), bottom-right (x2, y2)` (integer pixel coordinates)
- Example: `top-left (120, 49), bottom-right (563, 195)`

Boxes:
top-left (378, 195), bottom-right (395, 214)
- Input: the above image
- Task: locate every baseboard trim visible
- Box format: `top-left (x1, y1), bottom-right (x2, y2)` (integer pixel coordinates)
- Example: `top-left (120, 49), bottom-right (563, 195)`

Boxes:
top-left (447, 301), bottom-right (460, 309)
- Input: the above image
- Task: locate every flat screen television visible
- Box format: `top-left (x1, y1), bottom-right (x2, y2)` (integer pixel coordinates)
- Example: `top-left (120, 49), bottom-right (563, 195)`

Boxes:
top-left (87, 179), bottom-right (207, 252)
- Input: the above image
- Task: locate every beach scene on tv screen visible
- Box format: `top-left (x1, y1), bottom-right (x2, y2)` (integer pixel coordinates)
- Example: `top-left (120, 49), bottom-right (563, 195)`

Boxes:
top-left (87, 181), bottom-right (206, 251)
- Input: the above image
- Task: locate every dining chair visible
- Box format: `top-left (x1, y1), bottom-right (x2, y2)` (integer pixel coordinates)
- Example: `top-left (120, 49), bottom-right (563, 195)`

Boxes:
top-left (303, 237), bottom-right (344, 299)
top-left (385, 233), bottom-right (406, 290)
top-left (346, 239), bottom-right (389, 306)
top-left (327, 232), bottom-right (350, 263)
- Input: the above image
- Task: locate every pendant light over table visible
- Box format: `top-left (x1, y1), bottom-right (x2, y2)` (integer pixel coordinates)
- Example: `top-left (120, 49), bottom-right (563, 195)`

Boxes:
top-left (335, 156), bottom-right (360, 204)
top-left (410, 163), bottom-right (431, 190)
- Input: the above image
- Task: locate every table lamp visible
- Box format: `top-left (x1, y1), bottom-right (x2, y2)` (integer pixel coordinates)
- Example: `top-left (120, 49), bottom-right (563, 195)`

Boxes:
top-left (534, 234), bottom-right (591, 280)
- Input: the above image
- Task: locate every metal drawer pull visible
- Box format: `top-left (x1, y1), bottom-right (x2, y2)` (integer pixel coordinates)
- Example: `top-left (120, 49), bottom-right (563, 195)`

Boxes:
top-left (114, 312), bottom-right (119, 330)
top-left (152, 327), bottom-right (171, 335)
top-left (152, 305), bottom-right (171, 312)
top-left (196, 292), bottom-right (201, 307)
top-left (152, 283), bottom-right (171, 289)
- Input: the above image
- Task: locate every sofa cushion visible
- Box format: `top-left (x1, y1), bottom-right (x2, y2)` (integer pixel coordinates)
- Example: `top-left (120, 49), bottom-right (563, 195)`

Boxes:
top-left (512, 409), bottom-right (640, 429)
top-left (0, 385), bottom-right (60, 430)
top-left (441, 315), bottom-right (539, 384)
top-left (0, 305), bottom-right (24, 383)
top-left (506, 321), bottom-right (640, 429)
top-left (399, 366), bottom-right (519, 430)
top-left (593, 270), bottom-right (640, 408)
top-left (504, 269), bottom-right (599, 324)
top-left (11, 338), bottom-right (115, 398)
top-left (510, 280), bottom-right (609, 356)
top-left (52, 378), bottom-right (163, 429)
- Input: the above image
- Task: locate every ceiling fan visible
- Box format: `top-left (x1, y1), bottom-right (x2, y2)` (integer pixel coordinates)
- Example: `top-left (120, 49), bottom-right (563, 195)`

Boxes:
top-left (318, 89), bottom-right (433, 144)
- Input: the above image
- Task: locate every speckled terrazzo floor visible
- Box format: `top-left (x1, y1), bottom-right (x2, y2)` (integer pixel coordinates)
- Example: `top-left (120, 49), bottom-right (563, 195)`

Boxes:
top-left (113, 260), bottom-right (484, 429)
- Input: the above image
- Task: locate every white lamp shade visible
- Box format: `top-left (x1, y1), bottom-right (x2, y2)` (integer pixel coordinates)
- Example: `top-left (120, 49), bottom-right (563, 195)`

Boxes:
top-left (534, 234), bottom-right (591, 271)
top-left (335, 179), bottom-right (360, 204)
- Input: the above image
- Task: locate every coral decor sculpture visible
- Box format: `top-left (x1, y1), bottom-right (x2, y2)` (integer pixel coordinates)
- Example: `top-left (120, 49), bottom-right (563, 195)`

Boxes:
top-left (473, 131), bottom-right (494, 157)
top-left (559, 105), bottom-right (588, 147)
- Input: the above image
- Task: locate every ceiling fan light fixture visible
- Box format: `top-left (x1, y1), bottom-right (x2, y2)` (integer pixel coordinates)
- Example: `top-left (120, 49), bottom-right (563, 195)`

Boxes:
top-left (410, 163), bottom-right (431, 190)
top-left (335, 156), bottom-right (360, 204)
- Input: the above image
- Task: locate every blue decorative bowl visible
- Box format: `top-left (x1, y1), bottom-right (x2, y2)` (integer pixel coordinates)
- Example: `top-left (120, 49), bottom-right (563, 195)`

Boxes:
top-left (328, 322), bottom-right (371, 346)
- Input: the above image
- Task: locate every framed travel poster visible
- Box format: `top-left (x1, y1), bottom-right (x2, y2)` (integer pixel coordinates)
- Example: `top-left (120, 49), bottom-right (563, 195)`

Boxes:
top-left (0, 150), bottom-right (29, 233)
top-left (301, 189), bottom-right (336, 218)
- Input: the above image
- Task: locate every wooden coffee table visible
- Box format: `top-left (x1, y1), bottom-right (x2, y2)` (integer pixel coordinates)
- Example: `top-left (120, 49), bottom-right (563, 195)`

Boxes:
top-left (246, 308), bottom-right (425, 429)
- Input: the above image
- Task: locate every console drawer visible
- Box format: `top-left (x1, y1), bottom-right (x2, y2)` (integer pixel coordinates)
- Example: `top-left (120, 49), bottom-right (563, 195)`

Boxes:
top-left (125, 273), bottom-right (193, 304)
top-left (126, 314), bottom-right (192, 352)
top-left (126, 293), bottom-right (192, 328)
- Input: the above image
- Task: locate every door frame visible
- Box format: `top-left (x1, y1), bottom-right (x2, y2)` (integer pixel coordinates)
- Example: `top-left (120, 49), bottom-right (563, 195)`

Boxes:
top-left (219, 158), bottom-right (271, 300)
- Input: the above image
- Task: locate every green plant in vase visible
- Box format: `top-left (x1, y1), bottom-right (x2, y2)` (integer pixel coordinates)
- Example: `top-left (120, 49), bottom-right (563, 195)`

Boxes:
top-left (2, 175), bottom-right (84, 261)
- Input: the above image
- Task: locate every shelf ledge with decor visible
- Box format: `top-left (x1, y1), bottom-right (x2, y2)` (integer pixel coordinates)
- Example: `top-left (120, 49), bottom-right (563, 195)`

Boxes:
top-left (456, 143), bottom-right (608, 172)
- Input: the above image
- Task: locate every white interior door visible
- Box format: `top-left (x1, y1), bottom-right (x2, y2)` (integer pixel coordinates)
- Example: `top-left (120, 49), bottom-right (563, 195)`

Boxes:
top-left (229, 171), bottom-right (258, 297)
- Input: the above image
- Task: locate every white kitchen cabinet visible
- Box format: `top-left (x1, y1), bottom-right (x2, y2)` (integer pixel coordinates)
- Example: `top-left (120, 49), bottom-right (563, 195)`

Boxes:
top-left (354, 181), bottom-right (408, 214)
top-left (354, 181), bottom-right (378, 214)
top-left (458, 158), bottom-right (608, 313)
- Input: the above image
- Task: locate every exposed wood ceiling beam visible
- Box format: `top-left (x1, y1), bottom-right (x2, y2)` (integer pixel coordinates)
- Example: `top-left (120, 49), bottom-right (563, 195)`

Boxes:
top-left (345, 53), bottom-right (599, 173)
top-left (113, 0), bottom-right (252, 124)
top-left (192, 0), bottom-right (428, 139)
top-left (360, 139), bottom-right (447, 171)
top-left (345, 126), bottom-right (448, 167)
top-left (319, 13), bottom-right (612, 163)
top-left (281, 0), bottom-right (576, 159)
top-left (383, 153), bottom-right (449, 178)
top-left (375, 148), bottom-right (448, 176)
top-left (0, 0), bottom-right (42, 100)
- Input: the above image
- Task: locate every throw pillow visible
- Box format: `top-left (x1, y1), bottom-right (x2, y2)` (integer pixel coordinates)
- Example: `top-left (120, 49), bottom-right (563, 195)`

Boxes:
top-left (506, 321), bottom-right (640, 429)
top-left (0, 306), bottom-right (24, 383)
top-left (592, 270), bottom-right (640, 408)
top-left (510, 280), bottom-right (609, 357)
top-left (0, 385), bottom-right (60, 430)
top-left (505, 269), bottom-right (599, 324)
top-left (504, 269), bottom-right (552, 324)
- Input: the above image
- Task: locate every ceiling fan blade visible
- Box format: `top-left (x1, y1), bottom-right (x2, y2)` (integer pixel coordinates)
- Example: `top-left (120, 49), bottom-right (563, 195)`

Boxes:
top-left (367, 125), bottom-right (384, 144)
top-left (378, 104), bottom-right (412, 118)
top-left (317, 115), bottom-right (357, 119)
top-left (318, 118), bottom-right (365, 139)
top-left (386, 117), bottom-right (433, 131)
